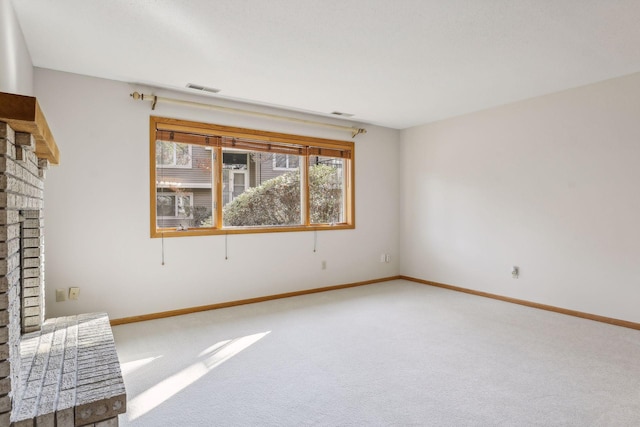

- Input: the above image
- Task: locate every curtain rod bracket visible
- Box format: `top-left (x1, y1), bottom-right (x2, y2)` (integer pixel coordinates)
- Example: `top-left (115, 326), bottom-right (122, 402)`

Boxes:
top-left (129, 91), bottom-right (367, 137)
top-left (352, 128), bottom-right (367, 138)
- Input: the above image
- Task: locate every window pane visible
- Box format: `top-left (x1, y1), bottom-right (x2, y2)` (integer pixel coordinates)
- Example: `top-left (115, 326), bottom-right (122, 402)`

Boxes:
top-left (273, 154), bottom-right (299, 169)
top-left (309, 156), bottom-right (345, 224)
top-left (223, 149), bottom-right (302, 227)
top-left (155, 142), bottom-right (213, 229)
top-left (156, 141), bottom-right (174, 165)
top-left (175, 143), bottom-right (191, 166)
top-left (232, 172), bottom-right (245, 199)
top-left (157, 194), bottom-right (176, 217)
top-left (274, 154), bottom-right (287, 168)
top-left (155, 141), bottom-right (191, 167)
top-left (222, 169), bottom-right (231, 206)
top-left (288, 155), bottom-right (299, 168)
top-left (177, 195), bottom-right (191, 217)
top-left (222, 149), bottom-right (248, 206)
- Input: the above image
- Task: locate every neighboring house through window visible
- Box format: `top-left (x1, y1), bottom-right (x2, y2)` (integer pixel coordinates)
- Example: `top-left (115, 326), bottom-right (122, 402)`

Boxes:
top-left (222, 151), bottom-right (250, 205)
top-left (156, 192), bottom-right (193, 218)
top-left (273, 153), bottom-right (299, 170)
top-left (156, 141), bottom-right (192, 168)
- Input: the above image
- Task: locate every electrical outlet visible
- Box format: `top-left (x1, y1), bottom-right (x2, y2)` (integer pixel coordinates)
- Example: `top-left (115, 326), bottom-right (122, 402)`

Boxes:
top-left (321, 260), bottom-right (327, 270)
top-left (512, 266), bottom-right (519, 279)
top-left (385, 254), bottom-right (391, 263)
top-left (55, 289), bottom-right (66, 302)
top-left (380, 254), bottom-right (386, 263)
top-left (69, 287), bottom-right (80, 300)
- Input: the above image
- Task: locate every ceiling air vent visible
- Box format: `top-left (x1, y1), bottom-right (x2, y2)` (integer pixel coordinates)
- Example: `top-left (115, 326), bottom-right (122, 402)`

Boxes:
top-left (186, 83), bottom-right (221, 94)
top-left (331, 111), bottom-right (354, 118)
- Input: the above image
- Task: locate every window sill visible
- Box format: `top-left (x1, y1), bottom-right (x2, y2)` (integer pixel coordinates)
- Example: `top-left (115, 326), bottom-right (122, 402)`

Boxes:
top-left (151, 223), bottom-right (354, 238)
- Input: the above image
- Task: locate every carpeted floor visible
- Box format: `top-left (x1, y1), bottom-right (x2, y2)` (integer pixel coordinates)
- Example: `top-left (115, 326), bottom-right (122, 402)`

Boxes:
top-left (112, 280), bottom-right (640, 426)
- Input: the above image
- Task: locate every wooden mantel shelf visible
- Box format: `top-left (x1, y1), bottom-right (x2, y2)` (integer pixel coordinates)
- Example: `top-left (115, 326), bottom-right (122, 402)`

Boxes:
top-left (0, 91), bottom-right (60, 165)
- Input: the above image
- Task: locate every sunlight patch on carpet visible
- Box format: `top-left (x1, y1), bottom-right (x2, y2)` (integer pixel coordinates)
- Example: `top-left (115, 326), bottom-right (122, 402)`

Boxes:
top-left (120, 356), bottom-right (163, 376)
top-left (128, 331), bottom-right (271, 420)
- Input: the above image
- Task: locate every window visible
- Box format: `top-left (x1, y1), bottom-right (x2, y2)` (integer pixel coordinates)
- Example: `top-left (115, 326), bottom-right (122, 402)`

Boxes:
top-left (156, 192), bottom-right (193, 218)
top-left (273, 154), bottom-right (300, 170)
top-left (150, 116), bottom-right (354, 237)
top-left (223, 150), bottom-right (303, 227)
top-left (309, 156), bottom-right (345, 224)
top-left (222, 150), bottom-right (250, 206)
top-left (155, 141), bottom-right (192, 167)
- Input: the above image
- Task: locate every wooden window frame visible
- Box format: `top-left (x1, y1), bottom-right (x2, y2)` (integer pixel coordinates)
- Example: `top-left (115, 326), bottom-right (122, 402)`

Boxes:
top-left (150, 116), bottom-right (355, 238)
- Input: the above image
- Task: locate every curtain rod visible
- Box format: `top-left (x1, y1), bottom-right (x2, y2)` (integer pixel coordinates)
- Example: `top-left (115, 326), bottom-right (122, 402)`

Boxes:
top-left (130, 92), bottom-right (367, 138)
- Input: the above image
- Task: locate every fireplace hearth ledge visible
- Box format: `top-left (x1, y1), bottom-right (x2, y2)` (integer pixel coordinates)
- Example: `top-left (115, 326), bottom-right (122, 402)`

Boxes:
top-left (11, 313), bottom-right (126, 427)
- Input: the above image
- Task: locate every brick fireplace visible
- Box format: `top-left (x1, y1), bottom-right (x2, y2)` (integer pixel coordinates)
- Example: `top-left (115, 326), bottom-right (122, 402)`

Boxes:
top-left (0, 116), bottom-right (49, 425)
top-left (1, 93), bottom-right (125, 426)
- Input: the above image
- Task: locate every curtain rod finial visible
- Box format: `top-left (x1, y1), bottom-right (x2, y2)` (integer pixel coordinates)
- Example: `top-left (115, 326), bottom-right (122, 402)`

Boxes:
top-left (131, 91), bottom-right (141, 100)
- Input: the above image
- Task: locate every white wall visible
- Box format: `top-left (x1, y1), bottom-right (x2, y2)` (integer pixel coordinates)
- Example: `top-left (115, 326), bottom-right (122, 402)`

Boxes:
top-left (0, 0), bottom-right (33, 95)
top-left (34, 59), bottom-right (640, 325)
top-left (400, 72), bottom-right (640, 323)
top-left (35, 68), bottom-right (400, 319)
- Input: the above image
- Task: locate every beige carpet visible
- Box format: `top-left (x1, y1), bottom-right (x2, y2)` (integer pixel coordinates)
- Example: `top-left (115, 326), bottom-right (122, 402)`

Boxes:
top-left (112, 280), bottom-right (640, 426)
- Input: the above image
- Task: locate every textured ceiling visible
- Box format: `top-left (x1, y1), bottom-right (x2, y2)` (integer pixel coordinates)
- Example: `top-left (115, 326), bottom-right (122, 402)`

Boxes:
top-left (11, 0), bottom-right (640, 129)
